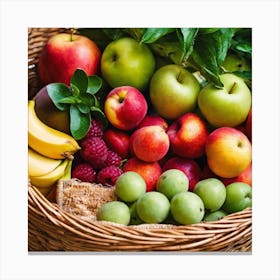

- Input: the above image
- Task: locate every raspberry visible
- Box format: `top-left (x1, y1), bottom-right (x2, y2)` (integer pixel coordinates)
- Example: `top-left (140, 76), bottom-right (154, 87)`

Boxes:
top-left (97, 166), bottom-right (123, 187)
top-left (72, 163), bottom-right (96, 183)
top-left (80, 137), bottom-right (108, 169)
top-left (105, 150), bottom-right (122, 167)
top-left (85, 119), bottom-right (104, 138)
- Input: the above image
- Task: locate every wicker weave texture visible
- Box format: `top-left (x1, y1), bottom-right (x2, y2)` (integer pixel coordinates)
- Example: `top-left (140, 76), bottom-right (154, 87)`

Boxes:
top-left (28, 28), bottom-right (252, 252)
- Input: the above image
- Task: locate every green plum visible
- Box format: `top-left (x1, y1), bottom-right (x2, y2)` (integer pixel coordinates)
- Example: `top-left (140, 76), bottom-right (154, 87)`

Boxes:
top-left (136, 192), bottom-right (170, 224)
top-left (97, 201), bottom-right (130, 225)
top-left (156, 169), bottom-right (189, 200)
top-left (204, 210), bottom-right (227, 222)
top-left (116, 171), bottom-right (146, 203)
top-left (129, 202), bottom-right (143, 225)
top-left (170, 192), bottom-right (204, 225)
top-left (194, 178), bottom-right (226, 212)
top-left (222, 182), bottom-right (252, 213)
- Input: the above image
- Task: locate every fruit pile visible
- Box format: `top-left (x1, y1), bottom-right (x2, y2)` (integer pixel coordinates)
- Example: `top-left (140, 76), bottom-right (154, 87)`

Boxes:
top-left (28, 28), bottom-right (252, 226)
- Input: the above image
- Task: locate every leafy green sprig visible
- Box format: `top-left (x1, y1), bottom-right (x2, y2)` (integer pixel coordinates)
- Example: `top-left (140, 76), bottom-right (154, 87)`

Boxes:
top-left (47, 69), bottom-right (107, 140)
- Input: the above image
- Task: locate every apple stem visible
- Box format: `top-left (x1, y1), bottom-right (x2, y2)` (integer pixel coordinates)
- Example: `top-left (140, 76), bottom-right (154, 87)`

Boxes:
top-left (70, 28), bottom-right (75, 42)
top-left (176, 71), bottom-right (182, 83)
top-left (229, 82), bottom-right (237, 94)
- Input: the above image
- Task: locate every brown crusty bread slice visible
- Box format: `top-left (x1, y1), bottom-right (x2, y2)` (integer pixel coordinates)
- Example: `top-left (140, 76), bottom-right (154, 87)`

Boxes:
top-left (56, 179), bottom-right (117, 222)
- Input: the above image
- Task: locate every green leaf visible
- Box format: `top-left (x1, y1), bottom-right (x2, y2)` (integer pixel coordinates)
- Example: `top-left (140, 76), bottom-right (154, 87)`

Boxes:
top-left (90, 106), bottom-right (105, 115)
top-left (87, 75), bottom-right (103, 95)
top-left (90, 107), bottom-right (108, 128)
top-left (140, 28), bottom-right (175, 44)
top-left (77, 103), bottom-right (90, 114)
top-left (70, 69), bottom-right (88, 93)
top-left (229, 28), bottom-right (252, 59)
top-left (79, 92), bottom-right (96, 108)
top-left (102, 28), bottom-right (125, 40)
top-left (232, 70), bottom-right (252, 79)
top-left (192, 28), bottom-right (235, 87)
top-left (47, 83), bottom-right (72, 111)
top-left (58, 96), bottom-right (79, 105)
top-left (77, 28), bottom-right (111, 51)
top-left (70, 105), bottom-right (91, 140)
top-left (198, 28), bottom-right (220, 34)
top-left (123, 28), bottom-right (145, 41)
top-left (70, 83), bottom-right (80, 96)
top-left (150, 41), bottom-right (180, 58)
top-left (176, 28), bottom-right (199, 64)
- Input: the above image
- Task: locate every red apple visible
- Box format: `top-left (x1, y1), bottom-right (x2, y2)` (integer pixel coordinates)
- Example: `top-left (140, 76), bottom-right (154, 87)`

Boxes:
top-left (102, 128), bottom-right (130, 159)
top-left (206, 127), bottom-right (252, 178)
top-left (167, 113), bottom-right (209, 159)
top-left (163, 157), bottom-right (202, 191)
top-left (131, 126), bottom-right (169, 162)
top-left (201, 164), bottom-right (218, 180)
top-left (104, 86), bottom-right (148, 131)
top-left (221, 162), bottom-right (252, 186)
top-left (137, 115), bottom-right (168, 131)
top-left (123, 157), bottom-right (162, 192)
top-left (246, 109), bottom-right (252, 140)
top-left (38, 33), bottom-right (101, 85)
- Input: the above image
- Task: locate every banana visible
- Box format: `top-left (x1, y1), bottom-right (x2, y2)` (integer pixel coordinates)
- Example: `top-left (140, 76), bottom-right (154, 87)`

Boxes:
top-left (61, 159), bottom-right (72, 180)
top-left (28, 100), bottom-right (80, 159)
top-left (28, 147), bottom-right (62, 177)
top-left (30, 159), bottom-right (69, 188)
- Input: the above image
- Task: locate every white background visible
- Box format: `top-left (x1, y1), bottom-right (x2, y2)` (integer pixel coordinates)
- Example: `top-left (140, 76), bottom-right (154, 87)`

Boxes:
top-left (0, 0), bottom-right (280, 279)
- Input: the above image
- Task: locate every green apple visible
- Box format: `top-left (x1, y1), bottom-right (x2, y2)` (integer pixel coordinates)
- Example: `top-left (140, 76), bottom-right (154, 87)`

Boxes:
top-left (221, 53), bottom-right (251, 73)
top-left (222, 182), bottom-right (252, 214)
top-left (221, 53), bottom-right (252, 88)
top-left (194, 178), bottom-right (226, 212)
top-left (204, 210), bottom-right (227, 222)
top-left (156, 169), bottom-right (189, 200)
top-left (149, 64), bottom-right (200, 120)
top-left (170, 192), bottom-right (205, 225)
top-left (116, 171), bottom-right (146, 203)
top-left (198, 73), bottom-right (251, 127)
top-left (96, 201), bottom-right (130, 225)
top-left (101, 37), bottom-right (156, 91)
top-left (136, 192), bottom-right (170, 224)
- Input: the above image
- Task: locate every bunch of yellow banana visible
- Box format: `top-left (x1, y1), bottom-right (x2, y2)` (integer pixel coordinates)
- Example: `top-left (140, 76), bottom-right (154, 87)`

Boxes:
top-left (28, 99), bottom-right (80, 195)
top-left (28, 148), bottom-right (72, 195)
top-left (28, 100), bottom-right (80, 159)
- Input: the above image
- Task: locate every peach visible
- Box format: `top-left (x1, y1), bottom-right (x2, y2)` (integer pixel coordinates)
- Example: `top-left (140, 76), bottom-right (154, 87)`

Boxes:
top-left (206, 127), bottom-right (252, 178)
top-left (221, 162), bottom-right (252, 186)
top-left (103, 128), bottom-right (130, 159)
top-left (131, 125), bottom-right (169, 162)
top-left (123, 157), bottom-right (162, 192)
top-left (104, 86), bottom-right (147, 131)
top-left (167, 113), bottom-right (209, 159)
top-left (163, 157), bottom-right (202, 191)
top-left (137, 115), bottom-right (168, 131)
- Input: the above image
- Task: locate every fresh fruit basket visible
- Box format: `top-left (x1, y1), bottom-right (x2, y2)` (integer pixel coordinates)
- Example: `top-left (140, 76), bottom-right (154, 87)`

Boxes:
top-left (28, 27), bottom-right (252, 252)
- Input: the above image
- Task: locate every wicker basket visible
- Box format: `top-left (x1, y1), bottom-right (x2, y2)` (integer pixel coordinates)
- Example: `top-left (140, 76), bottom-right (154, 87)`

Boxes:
top-left (28, 28), bottom-right (252, 252)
